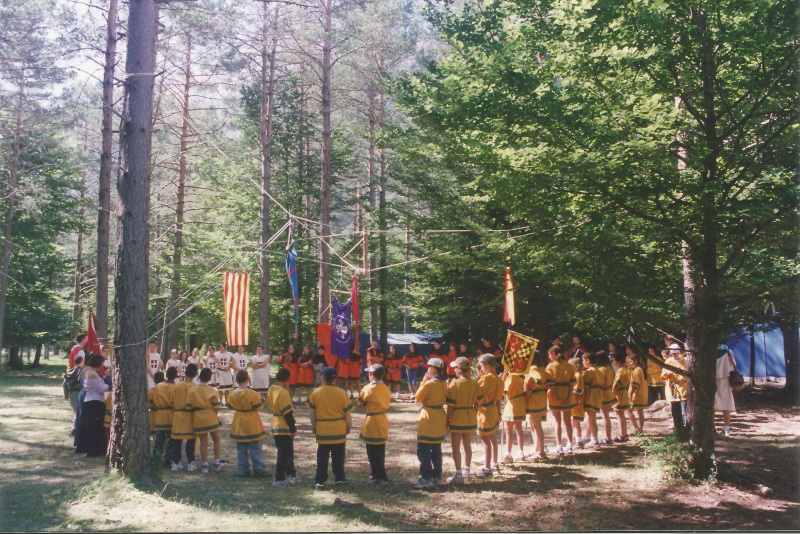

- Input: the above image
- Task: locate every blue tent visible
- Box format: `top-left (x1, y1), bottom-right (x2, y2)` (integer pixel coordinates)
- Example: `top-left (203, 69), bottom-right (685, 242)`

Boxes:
top-left (725, 325), bottom-right (791, 379)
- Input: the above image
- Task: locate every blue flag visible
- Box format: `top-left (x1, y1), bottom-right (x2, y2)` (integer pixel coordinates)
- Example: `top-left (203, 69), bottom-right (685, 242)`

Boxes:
top-left (285, 246), bottom-right (299, 339)
top-left (330, 296), bottom-right (352, 360)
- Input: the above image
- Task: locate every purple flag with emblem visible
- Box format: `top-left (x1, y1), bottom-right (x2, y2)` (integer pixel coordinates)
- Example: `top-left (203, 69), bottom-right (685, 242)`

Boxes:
top-left (330, 295), bottom-right (352, 360)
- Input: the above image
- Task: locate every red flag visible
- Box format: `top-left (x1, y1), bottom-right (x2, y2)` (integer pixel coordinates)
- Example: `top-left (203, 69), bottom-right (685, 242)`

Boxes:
top-left (87, 309), bottom-right (101, 355)
top-left (224, 272), bottom-right (250, 346)
top-left (351, 274), bottom-right (359, 335)
top-left (503, 265), bottom-right (516, 326)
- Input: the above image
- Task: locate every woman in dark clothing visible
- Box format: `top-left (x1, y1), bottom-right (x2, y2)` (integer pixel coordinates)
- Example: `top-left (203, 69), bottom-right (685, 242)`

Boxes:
top-left (75, 354), bottom-right (109, 457)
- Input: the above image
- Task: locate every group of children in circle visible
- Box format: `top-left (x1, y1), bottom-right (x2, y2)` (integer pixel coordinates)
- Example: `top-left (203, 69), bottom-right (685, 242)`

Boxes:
top-left (142, 334), bottom-right (688, 489)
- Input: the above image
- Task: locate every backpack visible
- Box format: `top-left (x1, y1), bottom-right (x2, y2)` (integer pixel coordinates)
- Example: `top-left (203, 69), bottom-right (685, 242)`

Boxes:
top-left (64, 367), bottom-right (83, 392)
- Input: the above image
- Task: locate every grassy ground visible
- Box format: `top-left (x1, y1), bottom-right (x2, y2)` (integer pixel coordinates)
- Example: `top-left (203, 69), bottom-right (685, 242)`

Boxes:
top-left (0, 362), bottom-right (798, 531)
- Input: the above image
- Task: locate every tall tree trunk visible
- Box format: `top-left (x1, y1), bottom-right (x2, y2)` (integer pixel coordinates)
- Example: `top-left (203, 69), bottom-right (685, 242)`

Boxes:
top-left (165, 35), bottom-right (192, 354)
top-left (783, 317), bottom-right (799, 405)
top-left (259, 3), bottom-right (278, 351)
top-left (377, 92), bottom-right (388, 353)
top-left (8, 347), bottom-right (21, 370)
top-left (0, 95), bottom-right (21, 363)
top-left (367, 85), bottom-right (378, 341)
top-left (72, 176), bottom-right (86, 339)
top-left (109, 0), bottom-right (158, 481)
top-left (95, 0), bottom-right (119, 344)
top-left (32, 343), bottom-right (42, 367)
top-left (403, 212), bottom-right (410, 334)
top-left (317, 0), bottom-right (333, 324)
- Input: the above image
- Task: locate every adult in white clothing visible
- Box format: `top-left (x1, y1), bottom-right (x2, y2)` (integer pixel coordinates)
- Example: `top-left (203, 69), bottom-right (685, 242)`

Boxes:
top-left (715, 346), bottom-right (737, 437)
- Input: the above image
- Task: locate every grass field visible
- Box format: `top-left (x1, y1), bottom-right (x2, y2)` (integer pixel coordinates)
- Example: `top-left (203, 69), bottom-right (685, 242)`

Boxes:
top-left (0, 362), bottom-right (798, 531)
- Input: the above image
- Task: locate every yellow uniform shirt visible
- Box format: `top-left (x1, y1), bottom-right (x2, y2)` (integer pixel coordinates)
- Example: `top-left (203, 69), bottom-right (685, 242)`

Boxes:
top-left (227, 388), bottom-right (266, 442)
top-left (358, 381), bottom-right (391, 445)
top-left (477, 373), bottom-right (503, 436)
top-left (662, 357), bottom-right (687, 402)
top-left (267, 384), bottom-right (294, 436)
top-left (187, 384), bottom-right (222, 434)
top-left (171, 380), bottom-right (196, 439)
top-left (152, 381), bottom-right (176, 431)
top-left (629, 367), bottom-right (648, 408)
top-left (416, 376), bottom-right (447, 443)
top-left (600, 366), bottom-right (616, 407)
top-left (546, 360), bottom-right (577, 411)
top-left (307, 384), bottom-right (355, 444)
top-left (572, 372), bottom-right (585, 421)
top-left (502, 373), bottom-right (526, 422)
top-left (147, 389), bottom-right (156, 436)
top-left (583, 367), bottom-right (602, 413)
top-left (446, 376), bottom-right (480, 433)
top-left (104, 394), bottom-right (112, 428)
top-left (613, 367), bottom-right (632, 411)
top-left (524, 366), bottom-right (549, 415)
top-left (646, 354), bottom-right (665, 387)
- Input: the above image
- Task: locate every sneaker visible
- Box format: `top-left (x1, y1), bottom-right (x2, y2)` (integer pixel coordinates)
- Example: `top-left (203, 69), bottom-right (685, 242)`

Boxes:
top-left (462, 466), bottom-right (471, 479)
top-left (491, 463), bottom-right (500, 472)
top-left (171, 462), bottom-right (183, 472)
top-left (722, 426), bottom-right (731, 437)
top-left (502, 453), bottom-right (514, 464)
top-left (187, 461), bottom-right (197, 472)
top-left (579, 436), bottom-right (590, 445)
top-left (411, 478), bottom-right (433, 489)
top-left (531, 452), bottom-right (547, 461)
top-left (513, 452), bottom-right (525, 462)
top-left (273, 479), bottom-right (290, 487)
top-left (287, 474), bottom-right (301, 484)
top-left (315, 482), bottom-right (325, 489)
top-left (475, 467), bottom-right (493, 477)
top-left (585, 438), bottom-right (598, 448)
top-left (564, 444), bottom-right (573, 455)
top-left (201, 463), bottom-right (210, 474)
top-left (556, 445), bottom-right (565, 455)
top-left (432, 477), bottom-right (443, 486)
top-left (214, 460), bottom-right (228, 472)
top-left (334, 479), bottom-right (348, 485)
top-left (543, 445), bottom-right (550, 454)
top-left (447, 472), bottom-right (464, 485)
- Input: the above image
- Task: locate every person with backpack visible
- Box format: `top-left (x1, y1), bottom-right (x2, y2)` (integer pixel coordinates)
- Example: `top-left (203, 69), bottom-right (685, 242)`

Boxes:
top-left (64, 355), bottom-right (85, 437)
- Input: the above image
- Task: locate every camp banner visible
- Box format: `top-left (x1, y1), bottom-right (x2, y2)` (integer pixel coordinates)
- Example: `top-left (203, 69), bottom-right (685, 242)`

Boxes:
top-left (330, 296), bottom-right (352, 360)
top-left (502, 330), bottom-right (539, 375)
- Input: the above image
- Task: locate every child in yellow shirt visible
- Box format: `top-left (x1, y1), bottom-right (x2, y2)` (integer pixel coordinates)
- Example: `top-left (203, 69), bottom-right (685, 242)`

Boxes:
top-left (358, 364), bottom-right (392, 485)
top-left (446, 356), bottom-right (480, 483)
top-left (569, 357), bottom-right (585, 449)
top-left (611, 352), bottom-right (631, 442)
top-left (152, 367), bottom-right (177, 468)
top-left (501, 370), bottom-right (526, 463)
top-left (228, 370), bottom-right (268, 478)
top-left (411, 357), bottom-right (448, 489)
top-left (627, 353), bottom-right (648, 435)
top-left (268, 368), bottom-right (299, 486)
top-left (188, 367), bottom-right (228, 473)
top-left (475, 354), bottom-right (504, 476)
top-left (662, 343), bottom-right (688, 433)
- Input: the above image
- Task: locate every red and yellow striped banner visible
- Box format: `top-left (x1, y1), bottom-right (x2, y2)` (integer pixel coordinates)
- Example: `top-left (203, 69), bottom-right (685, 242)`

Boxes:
top-left (224, 272), bottom-right (250, 347)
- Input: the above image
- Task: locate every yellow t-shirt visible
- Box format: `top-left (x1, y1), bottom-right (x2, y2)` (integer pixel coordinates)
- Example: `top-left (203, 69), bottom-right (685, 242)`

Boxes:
top-left (629, 367), bottom-right (648, 408)
top-left (503, 373), bottom-right (526, 421)
top-left (152, 381), bottom-right (176, 430)
top-left (228, 387), bottom-right (266, 442)
top-left (647, 354), bottom-right (665, 387)
top-left (306, 384), bottom-right (355, 444)
top-left (524, 366), bottom-right (549, 415)
top-left (147, 389), bottom-right (156, 435)
top-left (187, 384), bottom-right (222, 434)
top-left (613, 367), bottom-right (631, 411)
top-left (358, 381), bottom-right (392, 445)
top-left (416, 376), bottom-right (447, 443)
top-left (600, 366), bottom-right (616, 406)
top-left (582, 367), bottom-right (602, 413)
top-left (446, 376), bottom-right (480, 433)
top-left (477, 373), bottom-right (503, 436)
top-left (171, 380), bottom-right (196, 439)
top-left (546, 360), bottom-right (577, 411)
top-left (572, 372), bottom-right (585, 420)
top-left (104, 394), bottom-right (112, 428)
top-left (267, 384), bottom-right (294, 436)
top-left (662, 357), bottom-right (687, 402)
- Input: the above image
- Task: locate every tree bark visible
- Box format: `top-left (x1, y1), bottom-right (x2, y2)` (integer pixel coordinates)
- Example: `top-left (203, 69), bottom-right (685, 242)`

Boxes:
top-left (165, 35), bottom-right (192, 354)
top-left (95, 0), bottom-right (119, 344)
top-left (317, 0), bottom-right (333, 325)
top-left (782, 318), bottom-right (799, 405)
top-left (8, 347), bottom-right (21, 370)
top-left (259, 3), bottom-right (278, 351)
top-left (367, 84), bottom-right (378, 341)
top-left (72, 176), bottom-right (86, 339)
top-left (0, 95), bottom-right (21, 360)
top-left (377, 89), bottom-right (388, 354)
top-left (32, 343), bottom-right (42, 367)
top-left (403, 212), bottom-right (410, 333)
top-left (109, 0), bottom-right (158, 481)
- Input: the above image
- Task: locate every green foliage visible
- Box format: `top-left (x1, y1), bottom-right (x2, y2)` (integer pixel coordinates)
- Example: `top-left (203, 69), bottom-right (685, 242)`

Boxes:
top-left (639, 433), bottom-right (719, 481)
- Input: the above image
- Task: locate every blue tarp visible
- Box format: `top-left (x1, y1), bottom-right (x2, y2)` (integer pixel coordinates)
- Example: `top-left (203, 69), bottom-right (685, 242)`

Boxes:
top-left (725, 325), bottom-right (791, 378)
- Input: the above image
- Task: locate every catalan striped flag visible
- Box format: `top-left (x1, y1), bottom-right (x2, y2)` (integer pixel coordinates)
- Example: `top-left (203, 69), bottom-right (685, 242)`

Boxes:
top-left (224, 272), bottom-right (250, 347)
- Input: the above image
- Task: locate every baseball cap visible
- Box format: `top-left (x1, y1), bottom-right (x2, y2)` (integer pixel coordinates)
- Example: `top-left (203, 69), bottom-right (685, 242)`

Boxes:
top-left (478, 353), bottom-right (497, 366)
top-left (669, 343), bottom-right (682, 354)
top-left (320, 367), bottom-right (337, 378)
top-left (367, 364), bottom-right (384, 374)
top-left (450, 356), bottom-right (470, 369)
top-left (425, 357), bottom-right (444, 368)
